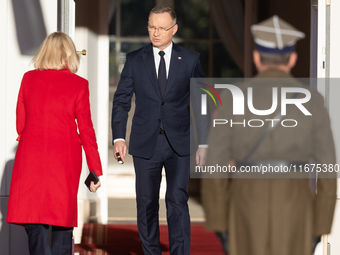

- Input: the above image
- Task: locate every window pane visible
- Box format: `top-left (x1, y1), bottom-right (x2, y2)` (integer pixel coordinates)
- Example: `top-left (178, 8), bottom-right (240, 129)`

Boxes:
top-left (120, 0), bottom-right (155, 36)
top-left (121, 42), bottom-right (149, 54)
top-left (213, 43), bottom-right (243, 78)
top-left (174, 0), bottom-right (209, 39)
top-left (109, 10), bottom-right (116, 35)
top-left (109, 42), bottom-right (116, 86)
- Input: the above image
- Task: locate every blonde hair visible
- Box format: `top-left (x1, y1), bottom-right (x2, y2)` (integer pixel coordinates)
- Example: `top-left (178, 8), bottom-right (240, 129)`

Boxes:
top-left (32, 32), bottom-right (80, 73)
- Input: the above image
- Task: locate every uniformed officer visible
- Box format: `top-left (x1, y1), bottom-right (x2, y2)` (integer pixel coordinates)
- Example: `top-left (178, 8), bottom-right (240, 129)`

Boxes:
top-left (201, 16), bottom-right (337, 255)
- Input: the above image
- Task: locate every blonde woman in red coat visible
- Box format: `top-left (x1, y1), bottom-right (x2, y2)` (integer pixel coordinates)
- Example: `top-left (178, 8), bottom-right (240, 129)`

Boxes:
top-left (6, 32), bottom-right (102, 255)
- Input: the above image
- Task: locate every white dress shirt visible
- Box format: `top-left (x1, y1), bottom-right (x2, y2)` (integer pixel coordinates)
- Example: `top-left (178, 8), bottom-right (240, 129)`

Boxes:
top-left (153, 42), bottom-right (172, 79)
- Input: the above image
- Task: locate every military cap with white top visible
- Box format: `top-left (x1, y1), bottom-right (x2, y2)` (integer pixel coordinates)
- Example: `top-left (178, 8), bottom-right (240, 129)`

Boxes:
top-left (251, 15), bottom-right (305, 54)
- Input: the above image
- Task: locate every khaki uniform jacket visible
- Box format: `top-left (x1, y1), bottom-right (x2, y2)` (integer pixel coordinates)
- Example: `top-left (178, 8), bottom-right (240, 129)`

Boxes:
top-left (201, 69), bottom-right (337, 255)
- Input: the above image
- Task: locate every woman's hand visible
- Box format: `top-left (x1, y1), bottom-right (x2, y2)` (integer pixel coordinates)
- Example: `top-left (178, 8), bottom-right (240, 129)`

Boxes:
top-left (90, 179), bottom-right (101, 193)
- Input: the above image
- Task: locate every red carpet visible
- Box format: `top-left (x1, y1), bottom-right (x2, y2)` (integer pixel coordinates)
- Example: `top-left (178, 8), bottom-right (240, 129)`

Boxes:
top-left (75, 224), bottom-right (225, 255)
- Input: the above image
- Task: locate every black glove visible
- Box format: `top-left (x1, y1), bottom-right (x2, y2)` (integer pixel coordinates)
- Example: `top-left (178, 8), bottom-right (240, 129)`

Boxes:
top-left (312, 236), bottom-right (321, 254)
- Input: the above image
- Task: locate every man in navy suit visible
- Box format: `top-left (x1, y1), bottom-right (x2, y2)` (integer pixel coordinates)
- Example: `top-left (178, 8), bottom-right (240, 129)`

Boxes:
top-left (111, 6), bottom-right (208, 255)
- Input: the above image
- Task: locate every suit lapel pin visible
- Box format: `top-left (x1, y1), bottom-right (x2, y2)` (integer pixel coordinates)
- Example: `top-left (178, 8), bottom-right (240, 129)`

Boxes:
top-left (178, 57), bottom-right (182, 60)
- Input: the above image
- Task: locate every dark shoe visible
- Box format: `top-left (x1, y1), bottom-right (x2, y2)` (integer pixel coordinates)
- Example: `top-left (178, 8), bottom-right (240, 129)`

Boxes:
top-left (216, 231), bottom-right (228, 255)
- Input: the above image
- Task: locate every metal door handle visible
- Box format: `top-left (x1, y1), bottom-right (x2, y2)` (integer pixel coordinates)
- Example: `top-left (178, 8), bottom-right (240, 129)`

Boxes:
top-left (77, 49), bottom-right (87, 55)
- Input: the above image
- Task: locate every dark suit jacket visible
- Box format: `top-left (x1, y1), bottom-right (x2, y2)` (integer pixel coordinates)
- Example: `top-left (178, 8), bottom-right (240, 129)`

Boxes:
top-left (111, 43), bottom-right (209, 159)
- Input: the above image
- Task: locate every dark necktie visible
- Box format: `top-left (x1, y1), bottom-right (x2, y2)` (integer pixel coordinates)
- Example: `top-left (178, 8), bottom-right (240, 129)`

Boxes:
top-left (158, 51), bottom-right (166, 97)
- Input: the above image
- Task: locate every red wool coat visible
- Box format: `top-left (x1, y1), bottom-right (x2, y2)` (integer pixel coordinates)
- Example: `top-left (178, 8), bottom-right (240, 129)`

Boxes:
top-left (7, 69), bottom-right (102, 227)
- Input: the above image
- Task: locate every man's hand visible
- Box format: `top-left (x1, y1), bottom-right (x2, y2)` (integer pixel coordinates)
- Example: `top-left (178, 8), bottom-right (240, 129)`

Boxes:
top-left (90, 179), bottom-right (101, 193)
top-left (196, 147), bottom-right (207, 167)
top-left (114, 140), bottom-right (127, 163)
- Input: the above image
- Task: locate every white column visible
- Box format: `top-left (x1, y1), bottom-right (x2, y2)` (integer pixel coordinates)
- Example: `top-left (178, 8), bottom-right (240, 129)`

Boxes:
top-left (59, 0), bottom-right (75, 39)
top-left (317, 0), bottom-right (326, 94)
top-left (96, 34), bottom-right (109, 224)
top-left (325, 0), bottom-right (340, 254)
